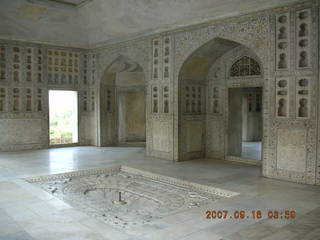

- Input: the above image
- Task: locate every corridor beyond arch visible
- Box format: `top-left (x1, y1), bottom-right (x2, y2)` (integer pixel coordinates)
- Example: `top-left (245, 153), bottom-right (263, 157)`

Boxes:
top-left (99, 55), bottom-right (146, 147)
top-left (177, 37), bottom-right (264, 167)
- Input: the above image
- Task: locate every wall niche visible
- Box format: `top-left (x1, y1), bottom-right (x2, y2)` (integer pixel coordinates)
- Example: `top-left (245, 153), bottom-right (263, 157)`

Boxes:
top-left (152, 39), bottom-right (160, 80)
top-left (152, 86), bottom-right (159, 113)
top-left (13, 47), bottom-right (21, 83)
top-left (47, 49), bottom-right (80, 86)
top-left (184, 85), bottom-right (203, 114)
top-left (275, 13), bottom-right (290, 71)
top-left (296, 77), bottom-right (310, 119)
top-left (163, 86), bottom-right (169, 113)
top-left (276, 78), bottom-right (289, 118)
top-left (0, 87), bottom-right (6, 112)
top-left (0, 46), bottom-right (6, 82)
top-left (296, 9), bottom-right (311, 69)
top-left (25, 88), bottom-right (33, 112)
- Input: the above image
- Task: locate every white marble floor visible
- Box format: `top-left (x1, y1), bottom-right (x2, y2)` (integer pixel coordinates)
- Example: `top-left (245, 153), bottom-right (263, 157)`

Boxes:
top-left (0, 147), bottom-right (319, 240)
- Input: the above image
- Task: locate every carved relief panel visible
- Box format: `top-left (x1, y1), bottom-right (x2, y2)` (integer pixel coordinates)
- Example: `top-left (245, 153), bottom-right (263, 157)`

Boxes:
top-left (36, 88), bottom-right (43, 112)
top-left (183, 85), bottom-right (204, 114)
top-left (82, 90), bottom-right (88, 111)
top-left (37, 49), bottom-right (43, 83)
top-left (210, 85), bottom-right (220, 114)
top-left (12, 88), bottom-right (20, 112)
top-left (163, 36), bottom-right (171, 80)
top-left (91, 54), bottom-right (96, 85)
top-left (276, 78), bottom-right (289, 118)
top-left (230, 56), bottom-right (261, 77)
top-left (83, 54), bottom-right (88, 85)
top-left (296, 77), bottom-right (310, 119)
top-left (152, 39), bottom-right (160, 80)
top-left (151, 36), bottom-right (172, 115)
top-left (296, 9), bottom-right (311, 69)
top-left (275, 13), bottom-right (290, 71)
top-left (81, 89), bottom-right (95, 112)
top-left (26, 48), bottom-right (33, 83)
top-left (162, 86), bottom-right (169, 113)
top-left (152, 86), bottom-right (159, 113)
top-left (0, 87), bottom-right (7, 112)
top-left (47, 49), bottom-right (79, 86)
top-left (0, 46), bottom-right (6, 82)
top-left (25, 88), bottom-right (33, 111)
top-left (91, 90), bottom-right (95, 111)
top-left (13, 47), bottom-right (21, 83)
top-left (106, 88), bottom-right (113, 113)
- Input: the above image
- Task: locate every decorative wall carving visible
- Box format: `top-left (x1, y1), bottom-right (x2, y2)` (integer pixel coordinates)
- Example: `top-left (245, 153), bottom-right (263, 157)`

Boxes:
top-left (12, 88), bottom-right (20, 112)
top-left (276, 77), bottom-right (289, 118)
top-left (106, 88), bottom-right (112, 112)
top-left (91, 90), bottom-right (95, 111)
top-left (296, 77), bottom-right (310, 119)
top-left (37, 49), bottom-right (43, 83)
top-left (163, 36), bottom-right (171, 80)
top-left (276, 12), bottom-right (290, 70)
top-left (26, 48), bottom-right (33, 83)
top-left (47, 49), bottom-right (79, 85)
top-left (91, 54), bottom-right (96, 85)
top-left (36, 88), bottom-right (43, 112)
top-left (25, 88), bottom-right (32, 112)
top-left (296, 9), bottom-right (311, 69)
top-left (83, 53), bottom-right (88, 85)
top-left (0, 87), bottom-right (6, 112)
top-left (183, 85), bottom-right (204, 114)
top-left (82, 90), bottom-right (88, 111)
top-left (211, 86), bottom-right (220, 114)
top-left (163, 86), bottom-right (169, 113)
top-left (230, 56), bottom-right (261, 77)
top-left (152, 38), bottom-right (160, 80)
top-left (13, 47), bottom-right (21, 83)
top-left (0, 46), bottom-right (6, 82)
top-left (0, 41), bottom-right (95, 150)
top-left (152, 86), bottom-right (158, 113)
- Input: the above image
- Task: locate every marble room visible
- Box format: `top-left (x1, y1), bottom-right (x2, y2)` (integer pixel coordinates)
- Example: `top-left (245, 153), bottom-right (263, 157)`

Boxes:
top-left (0, 0), bottom-right (320, 240)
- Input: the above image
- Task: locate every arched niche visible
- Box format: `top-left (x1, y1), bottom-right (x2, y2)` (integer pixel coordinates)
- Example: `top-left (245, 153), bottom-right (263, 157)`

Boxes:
top-left (99, 55), bottom-right (146, 146)
top-left (178, 37), bottom-right (265, 168)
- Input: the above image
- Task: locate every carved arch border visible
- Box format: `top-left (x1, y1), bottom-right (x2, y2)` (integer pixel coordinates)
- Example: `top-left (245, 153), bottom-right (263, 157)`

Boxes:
top-left (96, 39), bottom-right (151, 86)
top-left (95, 39), bottom-right (151, 147)
top-left (173, 14), bottom-right (270, 161)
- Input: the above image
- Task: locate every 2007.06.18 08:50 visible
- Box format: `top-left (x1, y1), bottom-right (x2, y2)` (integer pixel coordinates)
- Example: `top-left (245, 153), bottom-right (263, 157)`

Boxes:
top-left (205, 210), bottom-right (296, 220)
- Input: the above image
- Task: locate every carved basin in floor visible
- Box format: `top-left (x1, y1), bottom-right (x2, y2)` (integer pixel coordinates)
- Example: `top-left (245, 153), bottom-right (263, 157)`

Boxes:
top-left (26, 166), bottom-right (239, 232)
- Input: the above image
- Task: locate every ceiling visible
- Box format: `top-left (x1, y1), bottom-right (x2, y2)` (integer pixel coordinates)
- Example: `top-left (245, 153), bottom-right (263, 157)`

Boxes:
top-left (0, 0), bottom-right (300, 48)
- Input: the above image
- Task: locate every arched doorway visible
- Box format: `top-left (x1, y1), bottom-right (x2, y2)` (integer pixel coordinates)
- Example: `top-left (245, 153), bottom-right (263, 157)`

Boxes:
top-left (178, 37), bottom-right (264, 166)
top-left (99, 55), bottom-right (146, 146)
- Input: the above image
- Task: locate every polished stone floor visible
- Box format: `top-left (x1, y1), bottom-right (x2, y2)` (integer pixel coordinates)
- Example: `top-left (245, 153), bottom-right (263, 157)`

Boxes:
top-left (0, 147), bottom-right (319, 240)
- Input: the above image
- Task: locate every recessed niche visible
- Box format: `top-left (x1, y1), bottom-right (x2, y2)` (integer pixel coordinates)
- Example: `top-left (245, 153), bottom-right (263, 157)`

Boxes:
top-left (278, 80), bottom-right (287, 88)
top-left (278, 15), bottom-right (287, 23)
top-left (298, 98), bottom-right (308, 118)
top-left (299, 78), bottom-right (308, 87)
top-left (278, 27), bottom-right (287, 40)
top-left (278, 42), bottom-right (288, 49)
top-left (277, 98), bottom-right (287, 117)
top-left (299, 11), bottom-right (308, 20)
top-left (299, 39), bottom-right (308, 48)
